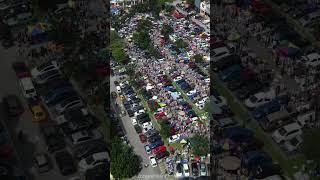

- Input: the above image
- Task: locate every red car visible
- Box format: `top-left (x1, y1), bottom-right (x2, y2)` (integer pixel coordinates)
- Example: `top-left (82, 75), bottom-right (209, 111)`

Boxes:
top-left (155, 112), bottom-right (166, 120)
top-left (11, 61), bottom-right (31, 78)
top-left (139, 134), bottom-right (146, 143)
top-left (188, 62), bottom-right (197, 69)
top-left (153, 145), bottom-right (167, 155)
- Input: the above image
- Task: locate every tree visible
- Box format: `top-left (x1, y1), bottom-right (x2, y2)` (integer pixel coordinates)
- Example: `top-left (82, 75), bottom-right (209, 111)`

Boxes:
top-left (161, 24), bottom-right (174, 39)
top-left (111, 137), bottom-right (141, 178)
top-left (301, 129), bottom-right (320, 161)
top-left (186, 0), bottom-right (195, 6)
top-left (189, 134), bottom-right (209, 156)
top-left (194, 54), bottom-right (204, 63)
top-left (164, 4), bottom-right (175, 13)
top-left (159, 120), bottom-right (171, 139)
top-left (175, 39), bottom-right (188, 49)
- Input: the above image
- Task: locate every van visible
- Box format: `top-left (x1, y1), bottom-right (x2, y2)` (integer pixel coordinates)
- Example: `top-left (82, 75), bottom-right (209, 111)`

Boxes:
top-left (259, 110), bottom-right (292, 131)
top-left (272, 122), bottom-right (302, 143)
top-left (296, 110), bottom-right (315, 128)
top-left (19, 77), bottom-right (37, 99)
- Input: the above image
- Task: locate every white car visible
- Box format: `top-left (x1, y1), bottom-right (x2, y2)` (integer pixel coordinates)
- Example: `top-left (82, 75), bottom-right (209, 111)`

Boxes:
top-left (272, 123), bottom-right (302, 144)
top-left (173, 76), bottom-right (183, 82)
top-left (70, 129), bottom-right (103, 146)
top-left (283, 135), bottom-right (303, 152)
top-left (149, 156), bottom-right (157, 167)
top-left (183, 164), bottom-right (190, 177)
top-left (116, 86), bottom-right (121, 93)
top-left (204, 78), bottom-right (210, 83)
top-left (244, 90), bottom-right (275, 108)
top-left (200, 162), bottom-right (207, 176)
top-left (31, 61), bottom-right (59, 79)
top-left (131, 118), bottom-right (137, 126)
top-left (142, 122), bottom-right (153, 129)
top-left (168, 134), bottom-right (181, 144)
top-left (134, 109), bottom-right (145, 117)
top-left (78, 152), bottom-right (109, 172)
top-left (186, 89), bottom-right (197, 96)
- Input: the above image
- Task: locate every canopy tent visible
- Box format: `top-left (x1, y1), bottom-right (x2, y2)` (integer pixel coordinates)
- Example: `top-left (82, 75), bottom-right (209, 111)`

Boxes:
top-left (159, 103), bottom-right (167, 107)
top-left (171, 92), bottom-right (180, 100)
top-left (277, 47), bottom-right (300, 57)
top-left (28, 23), bottom-right (52, 36)
top-left (220, 156), bottom-right (241, 171)
top-left (180, 139), bottom-right (187, 144)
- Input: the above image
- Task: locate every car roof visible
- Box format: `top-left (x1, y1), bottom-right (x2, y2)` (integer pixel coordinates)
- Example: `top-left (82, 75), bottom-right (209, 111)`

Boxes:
top-left (35, 154), bottom-right (47, 165)
top-left (282, 122), bottom-right (301, 131)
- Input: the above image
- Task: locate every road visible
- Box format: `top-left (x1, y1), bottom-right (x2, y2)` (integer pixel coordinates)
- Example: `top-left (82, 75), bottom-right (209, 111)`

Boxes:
top-left (110, 75), bottom-right (166, 180)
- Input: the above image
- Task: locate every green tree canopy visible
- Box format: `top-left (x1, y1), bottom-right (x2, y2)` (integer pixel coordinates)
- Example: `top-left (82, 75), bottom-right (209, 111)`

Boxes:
top-left (194, 54), bottom-right (204, 63)
top-left (175, 39), bottom-right (189, 49)
top-left (189, 134), bottom-right (209, 156)
top-left (301, 129), bottom-right (320, 161)
top-left (111, 137), bottom-right (141, 178)
top-left (161, 24), bottom-right (174, 39)
top-left (186, 0), bottom-right (195, 6)
top-left (159, 120), bottom-right (171, 139)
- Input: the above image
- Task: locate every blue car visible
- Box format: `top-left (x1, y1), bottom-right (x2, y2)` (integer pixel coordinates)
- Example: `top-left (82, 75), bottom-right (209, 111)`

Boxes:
top-left (218, 64), bottom-right (243, 82)
top-left (253, 100), bottom-right (281, 120)
top-left (45, 88), bottom-right (76, 105)
top-left (149, 140), bottom-right (164, 149)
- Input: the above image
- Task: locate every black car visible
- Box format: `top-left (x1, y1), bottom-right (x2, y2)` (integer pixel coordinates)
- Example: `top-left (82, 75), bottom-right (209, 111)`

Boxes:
top-left (138, 116), bottom-right (151, 124)
top-left (176, 163), bottom-right (183, 176)
top-left (236, 81), bottom-right (264, 100)
top-left (55, 151), bottom-right (76, 176)
top-left (74, 141), bottom-right (109, 160)
top-left (127, 109), bottom-right (134, 117)
top-left (41, 124), bottom-right (66, 152)
top-left (155, 151), bottom-right (169, 160)
top-left (148, 134), bottom-right (162, 143)
top-left (134, 124), bottom-right (142, 134)
top-left (59, 117), bottom-right (96, 135)
top-left (85, 162), bottom-right (109, 180)
top-left (137, 113), bottom-right (149, 120)
top-left (191, 162), bottom-right (199, 176)
top-left (211, 55), bottom-right (241, 72)
top-left (145, 129), bottom-right (158, 138)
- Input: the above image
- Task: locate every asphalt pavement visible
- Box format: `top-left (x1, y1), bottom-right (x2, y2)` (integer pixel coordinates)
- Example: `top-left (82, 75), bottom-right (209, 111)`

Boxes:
top-left (110, 75), bottom-right (166, 180)
top-left (0, 44), bottom-right (79, 180)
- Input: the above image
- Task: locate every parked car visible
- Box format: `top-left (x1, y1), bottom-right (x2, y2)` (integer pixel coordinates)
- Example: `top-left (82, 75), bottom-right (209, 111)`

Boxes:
top-left (34, 69), bottom-right (61, 85)
top-left (153, 145), bottom-right (166, 155)
top-left (211, 55), bottom-right (241, 72)
top-left (144, 145), bottom-right (152, 155)
top-left (73, 141), bottom-right (109, 160)
top-left (139, 133), bottom-right (147, 143)
top-left (69, 129), bottom-right (103, 146)
top-left (55, 151), bottom-right (76, 175)
top-left (149, 140), bottom-right (164, 150)
top-left (191, 162), bottom-right (199, 176)
top-left (33, 153), bottom-right (51, 173)
top-left (31, 61), bottom-right (59, 79)
top-left (148, 155), bottom-right (157, 167)
top-left (2, 95), bottom-right (24, 117)
top-left (44, 88), bottom-right (77, 106)
top-left (176, 162), bottom-right (183, 178)
top-left (258, 110), bottom-right (292, 132)
top-left (11, 61), bottom-right (31, 78)
top-left (283, 135), bottom-right (302, 152)
top-left (245, 89), bottom-right (275, 109)
top-left (31, 104), bottom-right (47, 122)
top-left (168, 134), bottom-right (181, 144)
top-left (183, 163), bottom-right (190, 177)
top-left (55, 96), bottom-right (84, 114)
top-left (272, 122), bottom-right (302, 143)
top-left (200, 162), bottom-right (207, 176)
top-left (155, 151), bottom-right (169, 160)
top-left (218, 64), bottom-right (244, 82)
top-left (78, 152), bottom-right (109, 172)
top-left (253, 100), bottom-right (282, 120)
top-left (236, 81), bottom-right (265, 100)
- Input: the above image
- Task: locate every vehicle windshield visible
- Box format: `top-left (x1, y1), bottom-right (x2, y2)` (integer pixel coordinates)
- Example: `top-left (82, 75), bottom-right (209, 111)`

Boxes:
top-left (278, 127), bottom-right (287, 136)
top-left (85, 156), bottom-right (95, 164)
top-left (290, 138), bottom-right (299, 146)
top-left (249, 95), bottom-right (258, 102)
